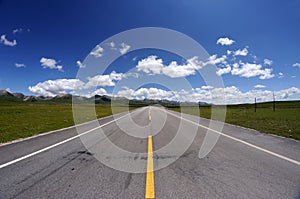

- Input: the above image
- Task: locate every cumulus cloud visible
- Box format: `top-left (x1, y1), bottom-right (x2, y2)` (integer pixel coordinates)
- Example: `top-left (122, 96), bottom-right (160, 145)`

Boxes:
top-left (161, 60), bottom-right (198, 78)
top-left (254, 84), bottom-right (266, 88)
top-left (90, 45), bottom-right (104, 58)
top-left (28, 70), bottom-right (132, 96)
top-left (135, 54), bottom-right (274, 80)
top-left (263, 59), bottom-right (273, 66)
top-left (117, 87), bottom-right (173, 100)
top-left (29, 79), bottom-right (85, 96)
top-left (231, 62), bottom-right (274, 79)
top-left (15, 63), bottom-right (26, 68)
top-left (216, 37), bottom-right (235, 46)
top-left (40, 57), bottom-right (63, 71)
top-left (119, 42), bottom-right (131, 55)
top-left (216, 66), bottom-right (231, 76)
top-left (293, 63), bottom-right (300, 68)
top-left (29, 77), bottom-right (300, 104)
top-left (204, 54), bottom-right (227, 66)
top-left (136, 55), bottom-right (219, 78)
top-left (136, 55), bottom-right (164, 75)
top-left (233, 48), bottom-right (248, 56)
top-left (76, 60), bottom-right (85, 68)
top-left (0, 35), bottom-right (17, 46)
top-left (85, 71), bottom-right (124, 87)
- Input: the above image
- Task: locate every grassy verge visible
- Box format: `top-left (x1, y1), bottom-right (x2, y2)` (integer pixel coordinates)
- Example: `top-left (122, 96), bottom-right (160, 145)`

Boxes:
top-left (167, 101), bottom-right (300, 140)
top-left (0, 101), bottom-right (138, 143)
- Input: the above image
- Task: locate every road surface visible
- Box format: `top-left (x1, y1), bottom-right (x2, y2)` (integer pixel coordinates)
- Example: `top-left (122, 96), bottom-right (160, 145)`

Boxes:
top-left (0, 106), bottom-right (299, 198)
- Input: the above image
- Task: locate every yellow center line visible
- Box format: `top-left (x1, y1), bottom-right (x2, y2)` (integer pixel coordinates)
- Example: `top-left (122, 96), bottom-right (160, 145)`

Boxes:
top-left (145, 135), bottom-right (155, 198)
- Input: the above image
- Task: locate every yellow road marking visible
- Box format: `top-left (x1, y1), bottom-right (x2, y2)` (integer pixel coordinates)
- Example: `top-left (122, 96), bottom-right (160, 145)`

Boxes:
top-left (145, 136), bottom-right (155, 198)
top-left (149, 115), bottom-right (152, 121)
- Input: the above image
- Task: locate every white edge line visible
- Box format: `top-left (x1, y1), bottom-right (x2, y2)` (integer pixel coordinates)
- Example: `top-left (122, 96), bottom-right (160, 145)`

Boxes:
top-left (163, 108), bottom-right (300, 166)
top-left (0, 108), bottom-right (145, 169)
top-left (0, 108), bottom-right (133, 147)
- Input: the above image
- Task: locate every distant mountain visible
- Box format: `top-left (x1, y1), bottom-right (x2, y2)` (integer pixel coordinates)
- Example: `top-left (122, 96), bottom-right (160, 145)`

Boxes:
top-left (23, 96), bottom-right (38, 102)
top-left (13, 92), bottom-right (25, 99)
top-left (0, 90), bottom-right (208, 106)
top-left (0, 90), bottom-right (21, 101)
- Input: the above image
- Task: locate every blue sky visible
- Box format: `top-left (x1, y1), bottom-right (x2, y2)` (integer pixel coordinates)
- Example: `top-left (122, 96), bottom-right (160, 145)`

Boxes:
top-left (0, 0), bottom-right (299, 104)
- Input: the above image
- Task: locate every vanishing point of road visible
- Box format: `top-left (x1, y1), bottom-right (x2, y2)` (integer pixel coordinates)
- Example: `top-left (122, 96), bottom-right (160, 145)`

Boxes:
top-left (0, 106), bottom-right (299, 198)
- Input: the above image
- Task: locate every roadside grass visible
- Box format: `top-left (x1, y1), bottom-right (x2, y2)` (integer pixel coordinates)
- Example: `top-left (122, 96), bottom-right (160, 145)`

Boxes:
top-left (0, 101), bottom-right (137, 143)
top-left (168, 101), bottom-right (300, 140)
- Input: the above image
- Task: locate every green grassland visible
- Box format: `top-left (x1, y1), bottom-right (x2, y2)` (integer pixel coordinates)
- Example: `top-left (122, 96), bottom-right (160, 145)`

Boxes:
top-left (0, 101), bottom-right (136, 143)
top-left (0, 100), bottom-right (299, 143)
top-left (168, 101), bottom-right (300, 140)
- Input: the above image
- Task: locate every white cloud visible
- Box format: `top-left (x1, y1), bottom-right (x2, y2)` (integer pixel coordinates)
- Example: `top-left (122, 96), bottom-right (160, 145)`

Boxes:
top-left (118, 87), bottom-right (173, 100)
top-left (28, 70), bottom-right (127, 96)
top-left (29, 79), bottom-right (85, 96)
top-left (161, 60), bottom-right (197, 78)
top-left (85, 88), bottom-right (107, 98)
top-left (233, 48), bottom-right (248, 56)
top-left (76, 60), bottom-right (85, 68)
top-left (204, 54), bottom-right (227, 66)
top-left (263, 59), bottom-right (273, 66)
top-left (292, 63), bottom-right (300, 68)
top-left (85, 71), bottom-right (124, 88)
top-left (254, 84), bottom-right (266, 88)
top-left (136, 55), bottom-right (275, 80)
top-left (40, 57), bottom-right (63, 71)
top-left (231, 62), bottom-right (274, 79)
top-left (216, 37), bottom-right (235, 46)
top-left (0, 35), bottom-right (17, 47)
top-left (136, 55), bottom-right (210, 78)
top-left (277, 72), bottom-right (284, 79)
top-left (15, 63), bottom-right (26, 68)
top-left (90, 45), bottom-right (104, 58)
top-left (216, 66), bottom-right (231, 76)
top-left (136, 55), bottom-right (164, 75)
top-left (119, 42), bottom-right (131, 55)
top-left (232, 63), bottom-right (239, 68)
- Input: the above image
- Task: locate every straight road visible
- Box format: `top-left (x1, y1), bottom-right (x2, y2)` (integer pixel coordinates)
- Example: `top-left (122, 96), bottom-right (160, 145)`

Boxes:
top-left (0, 106), bottom-right (299, 198)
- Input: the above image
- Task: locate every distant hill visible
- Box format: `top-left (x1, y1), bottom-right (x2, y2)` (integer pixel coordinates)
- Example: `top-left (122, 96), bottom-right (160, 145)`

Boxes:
top-left (0, 90), bottom-right (21, 101)
top-left (0, 90), bottom-right (208, 106)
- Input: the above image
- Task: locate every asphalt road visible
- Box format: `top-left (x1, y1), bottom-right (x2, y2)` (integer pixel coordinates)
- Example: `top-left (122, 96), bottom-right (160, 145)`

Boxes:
top-left (0, 106), bottom-right (299, 199)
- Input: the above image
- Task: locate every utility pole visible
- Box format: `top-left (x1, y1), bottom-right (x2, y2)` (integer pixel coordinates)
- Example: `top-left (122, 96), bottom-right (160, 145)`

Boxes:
top-left (255, 97), bottom-right (257, 112)
top-left (273, 92), bottom-right (275, 112)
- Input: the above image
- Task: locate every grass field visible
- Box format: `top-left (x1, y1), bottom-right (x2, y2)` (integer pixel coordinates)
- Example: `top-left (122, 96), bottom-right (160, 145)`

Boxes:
top-left (0, 101), bottom-right (136, 143)
top-left (1, 100), bottom-right (299, 143)
top-left (168, 101), bottom-right (300, 140)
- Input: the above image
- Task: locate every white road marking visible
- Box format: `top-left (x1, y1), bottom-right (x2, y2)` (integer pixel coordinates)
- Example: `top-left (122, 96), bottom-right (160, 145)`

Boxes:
top-left (0, 111), bottom-right (130, 147)
top-left (164, 108), bottom-right (300, 166)
top-left (0, 108), bottom-right (145, 169)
